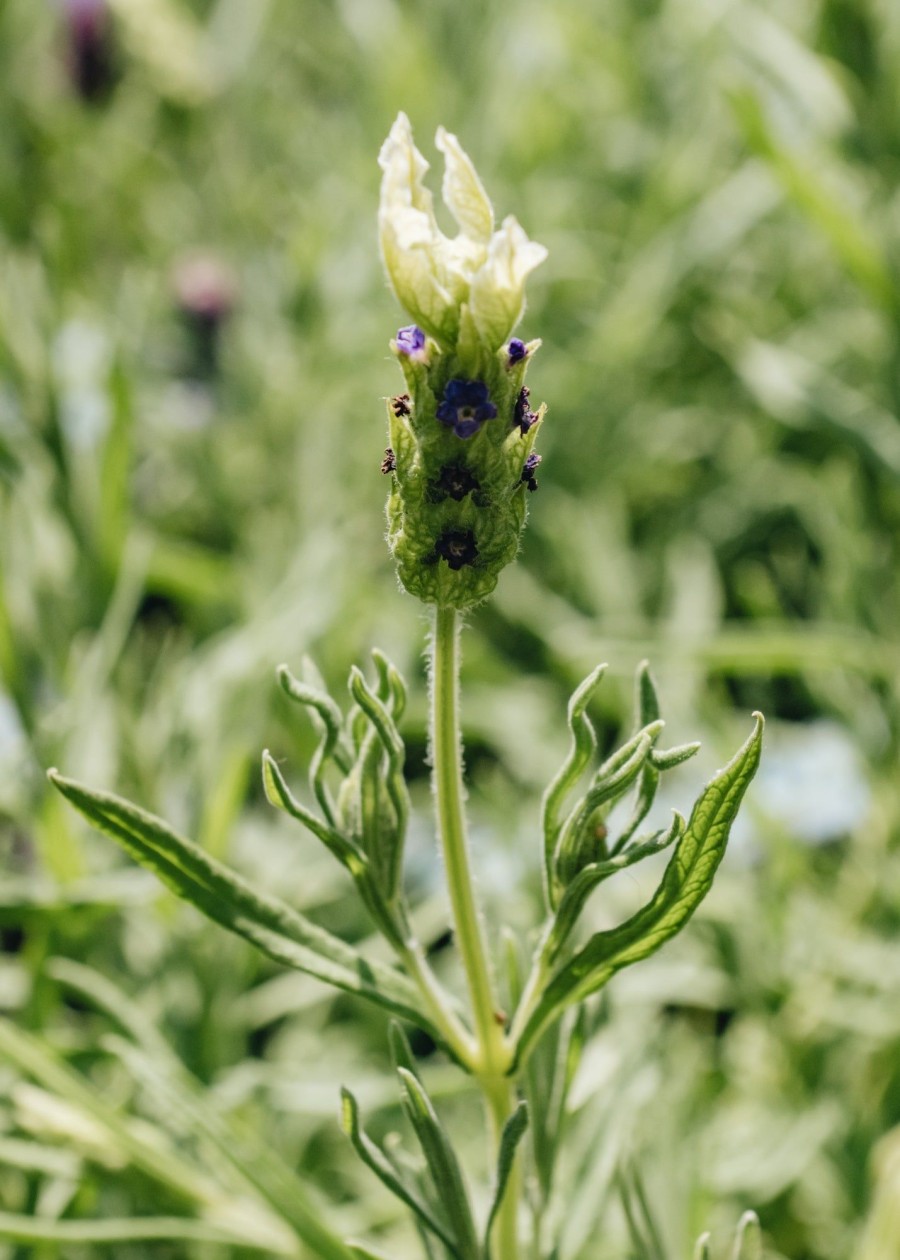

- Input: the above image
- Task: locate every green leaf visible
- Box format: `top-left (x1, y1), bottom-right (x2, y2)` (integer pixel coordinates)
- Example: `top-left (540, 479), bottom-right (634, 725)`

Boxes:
top-left (278, 662), bottom-right (352, 818)
top-left (732, 1212), bottom-right (762, 1260)
top-left (47, 771), bottom-right (433, 1034)
top-left (546, 815), bottom-right (684, 963)
top-left (555, 721), bottom-right (663, 887)
top-left (396, 1068), bottom-right (479, 1260)
top-left (262, 750), bottom-right (366, 875)
top-left (484, 1101), bottom-right (529, 1258)
top-left (541, 664), bottom-right (606, 907)
top-left (340, 1087), bottom-right (459, 1256)
top-left (348, 665), bottom-right (410, 900)
top-left (635, 660), bottom-right (660, 726)
top-left (513, 714), bottom-right (764, 1067)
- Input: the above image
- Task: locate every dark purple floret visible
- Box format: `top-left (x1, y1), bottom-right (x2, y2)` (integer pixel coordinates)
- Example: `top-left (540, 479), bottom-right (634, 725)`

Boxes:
top-left (381, 448), bottom-right (396, 474)
top-left (436, 379), bottom-right (497, 439)
top-left (514, 386), bottom-right (538, 435)
top-left (396, 325), bottom-right (426, 356)
top-left (521, 451), bottom-right (542, 492)
top-left (433, 463), bottom-right (479, 502)
top-left (435, 529), bottom-right (479, 570)
top-left (508, 338), bottom-right (527, 364)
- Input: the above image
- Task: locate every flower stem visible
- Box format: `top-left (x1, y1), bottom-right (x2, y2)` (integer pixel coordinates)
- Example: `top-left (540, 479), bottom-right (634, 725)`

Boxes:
top-left (431, 604), bottom-right (519, 1260)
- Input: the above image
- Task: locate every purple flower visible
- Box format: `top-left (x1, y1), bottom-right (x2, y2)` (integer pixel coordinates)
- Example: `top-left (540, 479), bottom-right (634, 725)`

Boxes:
top-left (521, 451), bottom-right (542, 492)
top-left (508, 338), bottom-right (527, 364)
top-left (435, 529), bottom-right (479, 570)
top-left (514, 386), bottom-right (538, 434)
top-left (396, 325), bottom-right (426, 357)
top-left (436, 379), bottom-right (497, 439)
top-left (433, 462), bottom-right (479, 502)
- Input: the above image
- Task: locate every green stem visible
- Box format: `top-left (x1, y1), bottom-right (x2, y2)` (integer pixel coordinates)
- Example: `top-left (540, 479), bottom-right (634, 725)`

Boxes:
top-left (431, 604), bottom-right (519, 1260)
top-left (431, 605), bottom-right (505, 1071)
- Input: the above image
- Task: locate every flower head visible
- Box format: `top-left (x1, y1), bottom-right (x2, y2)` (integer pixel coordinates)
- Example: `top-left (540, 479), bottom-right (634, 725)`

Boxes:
top-left (436, 380), bottom-right (497, 439)
top-left (378, 113), bottom-right (546, 351)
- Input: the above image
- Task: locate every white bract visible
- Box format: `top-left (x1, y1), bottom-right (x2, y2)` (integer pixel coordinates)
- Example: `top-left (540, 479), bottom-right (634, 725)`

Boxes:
top-left (378, 112), bottom-right (547, 349)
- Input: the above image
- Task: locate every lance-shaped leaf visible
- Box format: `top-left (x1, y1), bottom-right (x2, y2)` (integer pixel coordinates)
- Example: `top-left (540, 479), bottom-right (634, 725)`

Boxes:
top-left (340, 1088), bottom-right (459, 1256)
top-left (278, 663), bottom-right (352, 822)
top-left (512, 715), bottom-right (763, 1067)
top-left (396, 1068), bottom-right (479, 1260)
top-left (349, 665), bottom-right (410, 901)
top-left (483, 1101), bottom-right (529, 1258)
top-left (262, 751), bottom-right (366, 875)
top-left (545, 814), bottom-right (684, 964)
top-left (554, 721), bottom-right (663, 888)
top-left (541, 664), bottom-right (606, 906)
top-left (47, 771), bottom-right (433, 1034)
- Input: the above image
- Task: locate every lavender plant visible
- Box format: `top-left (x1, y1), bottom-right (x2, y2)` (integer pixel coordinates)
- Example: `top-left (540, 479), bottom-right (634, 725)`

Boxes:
top-left (48, 114), bottom-right (763, 1260)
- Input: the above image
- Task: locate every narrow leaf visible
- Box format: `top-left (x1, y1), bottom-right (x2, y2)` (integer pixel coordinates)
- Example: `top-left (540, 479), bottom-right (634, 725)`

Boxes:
top-left (546, 815), bottom-right (684, 962)
top-left (514, 715), bottom-right (763, 1066)
top-left (340, 1088), bottom-right (458, 1255)
top-left (262, 751), bottom-right (366, 874)
top-left (635, 661), bottom-right (660, 726)
top-left (484, 1101), bottom-right (529, 1258)
top-left (397, 1068), bottom-right (479, 1260)
top-left (48, 771), bottom-right (432, 1033)
top-left (732, 1212), bottom-right (762, 1260)
top-left (541, 664), bottom-right (607, 906)
top-left (348, 665), bottom-right (410, 899)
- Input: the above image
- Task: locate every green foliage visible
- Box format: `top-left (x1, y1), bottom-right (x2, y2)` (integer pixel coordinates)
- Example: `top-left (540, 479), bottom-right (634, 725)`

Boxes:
top-left (1, 0), bottom-right (898, 1256)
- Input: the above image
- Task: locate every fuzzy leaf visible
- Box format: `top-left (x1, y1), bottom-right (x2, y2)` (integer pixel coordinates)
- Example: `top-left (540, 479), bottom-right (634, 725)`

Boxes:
top-left (483, 1101), bottom-right (529, 1258)
top-left (541, 664), bottom-right (606, 905)
top-left (48, 771), bottom-right (432, 1033)
top-left (397, 1068), bottom-right (479, 1260)
top-left (340, 1088), bottom-right (459, 1256)
top-left (513, 715), bottom-right (764, 1066)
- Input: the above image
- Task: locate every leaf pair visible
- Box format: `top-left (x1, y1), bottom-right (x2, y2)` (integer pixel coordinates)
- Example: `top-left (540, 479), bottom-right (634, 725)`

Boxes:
top-left (265, 654), bottom-right (411, 949)
top-left (342, 1024), bottom-right (528, 1260)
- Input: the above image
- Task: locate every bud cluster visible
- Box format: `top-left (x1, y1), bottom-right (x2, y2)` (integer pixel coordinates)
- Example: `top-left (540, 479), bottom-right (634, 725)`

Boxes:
top-left (378, 115), bottom-right (547, 609)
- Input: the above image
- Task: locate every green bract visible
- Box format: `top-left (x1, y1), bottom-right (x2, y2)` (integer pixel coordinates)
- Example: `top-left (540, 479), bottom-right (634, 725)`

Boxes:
top-left (378, 114), bottom-right (547, 609)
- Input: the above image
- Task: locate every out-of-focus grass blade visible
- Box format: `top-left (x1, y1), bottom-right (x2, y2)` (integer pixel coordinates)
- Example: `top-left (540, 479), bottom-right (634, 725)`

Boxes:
top-left (0, 1213), bottom-right (278, 1248)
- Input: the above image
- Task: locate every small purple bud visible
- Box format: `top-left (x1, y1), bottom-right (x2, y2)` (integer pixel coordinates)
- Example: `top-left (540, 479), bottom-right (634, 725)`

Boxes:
top-left (508, 338), bottom-right (527, 364)
top-left (395, 325), bottom-right (427, 357)
top-left (521, 451), bottom-right (542, 492)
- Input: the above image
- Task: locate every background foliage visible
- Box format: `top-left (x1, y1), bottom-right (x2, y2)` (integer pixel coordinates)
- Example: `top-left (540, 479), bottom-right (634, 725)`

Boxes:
top-left (0, 0), bottom-right (898, 1256)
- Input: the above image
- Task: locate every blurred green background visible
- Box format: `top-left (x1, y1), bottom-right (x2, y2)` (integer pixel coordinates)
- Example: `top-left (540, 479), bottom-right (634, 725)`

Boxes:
top-left (1, 0), bottom-right (899, 1256)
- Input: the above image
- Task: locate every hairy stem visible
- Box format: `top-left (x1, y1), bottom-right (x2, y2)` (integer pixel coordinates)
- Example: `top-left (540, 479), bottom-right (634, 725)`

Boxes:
top-left (431, 604), bottom-right (519, 1260)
